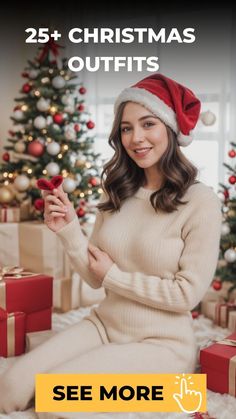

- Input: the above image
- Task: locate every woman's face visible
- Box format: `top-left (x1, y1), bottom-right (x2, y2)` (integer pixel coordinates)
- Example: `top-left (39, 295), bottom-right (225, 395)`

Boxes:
top-left (120, 102), bottom-right (169, 169)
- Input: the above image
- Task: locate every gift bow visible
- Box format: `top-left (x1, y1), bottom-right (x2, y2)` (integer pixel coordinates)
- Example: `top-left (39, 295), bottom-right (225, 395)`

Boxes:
top-left (0, 266), bottom-right (38, 281)
top-left (37, 175), bottom-right (63, 191)
top-left (215, 337), bottom-right (236, 347)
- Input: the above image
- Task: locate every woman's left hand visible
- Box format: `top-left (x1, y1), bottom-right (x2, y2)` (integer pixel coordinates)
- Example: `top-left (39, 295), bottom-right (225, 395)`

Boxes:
top-left (88, 243), bottom-right (114, 284)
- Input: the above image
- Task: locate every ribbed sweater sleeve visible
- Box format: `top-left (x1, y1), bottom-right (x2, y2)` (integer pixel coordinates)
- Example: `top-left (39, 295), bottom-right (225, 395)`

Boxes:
top-left (56, 195), bottom-right (105, 289)
top-left (102, 193), bottom-right (222, 313)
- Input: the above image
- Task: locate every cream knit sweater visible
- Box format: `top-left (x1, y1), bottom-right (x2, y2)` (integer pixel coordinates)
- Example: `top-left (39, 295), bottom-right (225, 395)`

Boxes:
top-left (57, 181), bottom-right (222, 369)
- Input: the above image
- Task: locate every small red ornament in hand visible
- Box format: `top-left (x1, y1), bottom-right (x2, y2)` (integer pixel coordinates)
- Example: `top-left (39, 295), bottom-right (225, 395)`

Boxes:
top-left (37, 175), bottom-right (63, 191)
top-left (212, 279), bottom-right (222, 291)
top-left (34, 198), bottom-right (45, 211)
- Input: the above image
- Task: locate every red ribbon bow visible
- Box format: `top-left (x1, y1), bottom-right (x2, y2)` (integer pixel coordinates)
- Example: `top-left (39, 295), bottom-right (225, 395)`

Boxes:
top-left (37, 39), bottom-right (63, 63)
top-left (37, 175), bottom-right (63, 191)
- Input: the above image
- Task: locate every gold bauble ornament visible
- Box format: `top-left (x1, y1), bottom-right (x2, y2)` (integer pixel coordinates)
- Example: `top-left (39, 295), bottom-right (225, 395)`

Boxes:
top-left (75, 159), bottom-right (86, 168)
top-left (227, 209), bottom-right (236, 218)
top-left (0, 186), bottom-right (15, 204)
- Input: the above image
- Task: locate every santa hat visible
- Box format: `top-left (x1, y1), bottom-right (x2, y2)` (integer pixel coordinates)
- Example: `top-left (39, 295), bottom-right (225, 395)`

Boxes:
top-left (114, 73), bottom-right (201, 147)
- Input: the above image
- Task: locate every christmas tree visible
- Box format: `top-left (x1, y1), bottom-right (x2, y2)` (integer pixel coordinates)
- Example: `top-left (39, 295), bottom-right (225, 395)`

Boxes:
top-left (0, 39), bottom-right (103, 223)
top-left (215, 143), bottom-right (236, 299)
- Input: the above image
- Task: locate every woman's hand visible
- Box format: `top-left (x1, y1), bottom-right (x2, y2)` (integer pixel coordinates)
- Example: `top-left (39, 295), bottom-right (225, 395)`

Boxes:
top-left (43, 184), bottom-right (77, 233)
top-left (88, 243), bottom-right (114, 284)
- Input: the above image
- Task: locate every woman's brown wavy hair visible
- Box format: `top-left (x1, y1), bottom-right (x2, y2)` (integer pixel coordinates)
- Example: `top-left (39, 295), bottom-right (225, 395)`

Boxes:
top-left (97, 102), bottom-right (199, 214)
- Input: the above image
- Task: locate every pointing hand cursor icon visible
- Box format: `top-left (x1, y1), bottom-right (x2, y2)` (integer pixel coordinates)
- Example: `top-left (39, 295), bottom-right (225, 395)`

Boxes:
top-left (173, 377), bottom-right (202, 413)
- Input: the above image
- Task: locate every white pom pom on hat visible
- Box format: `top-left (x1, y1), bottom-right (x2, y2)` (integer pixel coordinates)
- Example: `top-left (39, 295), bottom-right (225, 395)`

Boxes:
top-left (114, 73), bottom-right (201, 147)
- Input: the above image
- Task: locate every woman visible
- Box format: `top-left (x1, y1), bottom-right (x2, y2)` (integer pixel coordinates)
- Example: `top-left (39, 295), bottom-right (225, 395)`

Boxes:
top-left (0, 73), bottom-right (222, 416)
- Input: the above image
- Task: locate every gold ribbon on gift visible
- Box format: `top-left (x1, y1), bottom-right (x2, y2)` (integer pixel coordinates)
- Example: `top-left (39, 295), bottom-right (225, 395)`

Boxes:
top-left (7, 313), bottom-right (15, 357)
top-left (216, 337), bottom-right (236, 396)
top-left (0, 266), bottom-right (39, 309)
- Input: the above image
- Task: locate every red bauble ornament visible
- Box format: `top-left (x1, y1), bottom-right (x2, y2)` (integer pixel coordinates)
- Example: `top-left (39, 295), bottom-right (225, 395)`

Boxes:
top-left (53, 113), bottom-right (64, 125)
top-left (229, 175), bottom-right (236, 185)
top-left (13, 106), bottom-right (21, 111)
top-left (89, 177), bottom-right (97, 187)
top-left (22, 83), bottom-right (31, 93)
top-left (74, 124), bottom-right (81, 132)
top-left (21, 72), bottom-right (29, 78)
top-left (34, 198), bottom-right (45, 211)
top-left (28, 140), bottom-right (45, 157)
top-left (76, 207), bottom-right (85, 217)
top-left (224, 189), bottom-right (229, 199)
top-left (212, 279), bottom-right (222, 291)
top-left (79, 87), bottom-right (86, 95)
top-left (191, 311), bottom-right (199, 319)
top-left (77, 104), bottom-right (85, 112)
top-left (228, 150), bottom-right (236, 158)
top-left (87, 120), bottom-right (95, 129)
top-left (2, 152), bottom-right (10, 162)
top-left (80, 199), bottom-right (86, 206)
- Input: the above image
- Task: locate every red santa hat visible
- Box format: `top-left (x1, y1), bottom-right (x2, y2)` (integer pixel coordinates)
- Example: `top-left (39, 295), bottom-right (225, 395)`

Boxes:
top-left (114, 73), bottom-right (201, 147)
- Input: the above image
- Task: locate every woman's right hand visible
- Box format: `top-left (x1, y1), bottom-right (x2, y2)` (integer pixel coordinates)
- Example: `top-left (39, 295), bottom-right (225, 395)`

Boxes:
top-left (43, 185), bottom-right (77, 233)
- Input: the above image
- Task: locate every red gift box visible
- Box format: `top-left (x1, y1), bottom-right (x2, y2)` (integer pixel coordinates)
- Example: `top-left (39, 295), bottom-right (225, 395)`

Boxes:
top-left (0, 273), bottom-right (53, 333)
top-left (200, 332), bottom-right (236, 396)
top-left (0, 308), bottom-right (26, 357)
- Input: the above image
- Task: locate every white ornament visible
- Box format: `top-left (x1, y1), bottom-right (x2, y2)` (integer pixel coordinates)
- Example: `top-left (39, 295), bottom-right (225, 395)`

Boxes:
top-left (224, 248), bottom-right (236, 263)
top-left (36, 98), bottom-right (50, 112)
top-left (200, 110), bottom-right (216, 126)
top-left (13, 110), bottom-right (24, 121)
top-left (64, 105), bottom-right (75, 114)
top-left (45, 162), bottom-right (60, 176)
top-left (14, 141), bottom-right (26, 153)
top-left (34, 116), bottom-right (46, 129)
top-left (221, 222), bottom-right (230, 236)
top-left (47, 142), bottom-right (60, 156)
top-left (28, 69), bottom-right (39, 79)
top-left (61, 94), bottom-right (74, 106)
top-left (52, 76), bottom-right (66, 89)
top-left (63, 178), bottom-right (77, 193)
top-left (14, 174), bottom-right (30, 191)
top-left (64, 123), bottom-right (76, 140)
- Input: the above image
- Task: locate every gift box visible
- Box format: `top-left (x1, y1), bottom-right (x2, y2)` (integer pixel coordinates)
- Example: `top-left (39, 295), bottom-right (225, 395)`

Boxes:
top-left (228, 312), bottom-right (236, 333)
top-left (0, 223), bottom-right (19, 266)
top-left (18, 221), bottom-right (71, 279)
top-left (214, 302), bottom-right (236, 328)
top-left (200, 332), bottom-right (236, 396)
top-left (25, 329), bottom-right (56, 352)
top-left (0, 221), bottom-right (71, 279)
top-left (0, 205), bottom-right (20, 223)
top-left (0, 270), bottom-right (53, 333)
top-left (53, 275), bottom-right (80, 313)
top-left (0, 308), bottom-right (26, 357)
